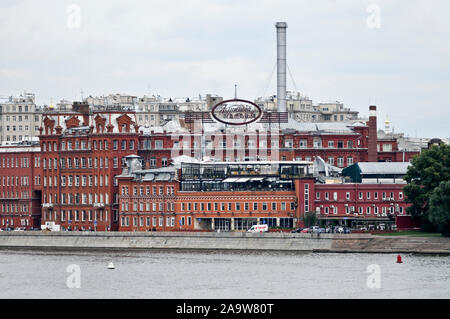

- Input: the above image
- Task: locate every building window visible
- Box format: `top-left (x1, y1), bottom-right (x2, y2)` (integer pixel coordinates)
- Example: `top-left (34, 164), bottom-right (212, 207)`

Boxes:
top-left (383, 144), bottom-right (392, 152)
top-left (155, 140), bottom-right (163, 150)
top-left (347, 157), bottom-right (353, 166)
top-left (299, 140), bottom-right (307, 148)
top-left (285, 139), bottom-right (293, 148)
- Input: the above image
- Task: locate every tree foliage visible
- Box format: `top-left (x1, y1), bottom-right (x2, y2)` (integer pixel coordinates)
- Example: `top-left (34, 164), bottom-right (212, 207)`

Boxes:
top-left (303, 211), bottom-right (318, 228)
top-left (429, 180), bottom-right (450, 237)
top-left (404, 144), bottom-right (450, 229)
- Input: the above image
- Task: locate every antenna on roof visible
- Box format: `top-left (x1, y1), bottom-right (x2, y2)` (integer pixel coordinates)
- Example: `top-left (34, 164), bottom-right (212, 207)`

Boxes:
top-left (234, 84), bottom-right (238, 99)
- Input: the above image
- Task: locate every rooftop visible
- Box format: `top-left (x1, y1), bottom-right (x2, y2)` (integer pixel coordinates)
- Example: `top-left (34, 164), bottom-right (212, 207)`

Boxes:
top-left (356, 162), bottom-right (411, 175)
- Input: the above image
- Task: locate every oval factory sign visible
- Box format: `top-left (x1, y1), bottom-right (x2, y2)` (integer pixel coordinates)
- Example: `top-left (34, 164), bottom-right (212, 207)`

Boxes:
top-left (211, 99), bottom-right (262, 125)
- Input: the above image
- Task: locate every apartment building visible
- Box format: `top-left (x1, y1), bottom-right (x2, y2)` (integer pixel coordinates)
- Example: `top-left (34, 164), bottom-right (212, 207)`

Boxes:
top-left (255, 91), bottom-right (359, 122)
top-left (0, 92), bottom-right (40, 144)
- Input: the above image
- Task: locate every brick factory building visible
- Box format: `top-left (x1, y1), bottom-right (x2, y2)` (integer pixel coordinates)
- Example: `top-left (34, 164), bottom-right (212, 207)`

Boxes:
top-left (38, 102), bottom-right (140, 231)
top-left (116, 155), bottom-right (179, 231)
top-left (117, 156), bottom-right (412, 231)
top-left (136, 105), bottom-right (418, 170)
top-left (0, 141), bottom-right (42, 229)
top-left (0, 102), bottom-right (420, 231)
top-left (117, 158), bottom-right (312, 231)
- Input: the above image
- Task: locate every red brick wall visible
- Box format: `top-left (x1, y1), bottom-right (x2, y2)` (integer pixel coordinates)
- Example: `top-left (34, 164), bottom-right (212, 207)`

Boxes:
top-left (117, 177), bottom-right (178, 231)
top-left (312, 183), bottom-right (409, 221)
top-left (0, 148), bottom-right (41, 229)
top-left (39, 112), bottom-right (140, 231)
top-left (368, 105), bottom-right (378, 162)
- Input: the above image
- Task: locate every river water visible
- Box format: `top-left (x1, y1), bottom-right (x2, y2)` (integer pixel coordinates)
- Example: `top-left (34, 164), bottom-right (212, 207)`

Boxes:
top-left (0, 248), bottom-right (449, 299)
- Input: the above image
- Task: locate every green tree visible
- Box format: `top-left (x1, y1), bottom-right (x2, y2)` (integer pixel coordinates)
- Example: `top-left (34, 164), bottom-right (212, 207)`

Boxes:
top-left (404, 144), bottom-right (450, 230)
top-left (429, 180), bottom-right (450, 237)
top-left (302, 212), bottom-right (318, 228)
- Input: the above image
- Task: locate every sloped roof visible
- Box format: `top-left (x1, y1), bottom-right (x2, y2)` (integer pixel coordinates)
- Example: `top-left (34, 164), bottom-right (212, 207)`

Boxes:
top-left (356, 162), bottom-right (410, 175)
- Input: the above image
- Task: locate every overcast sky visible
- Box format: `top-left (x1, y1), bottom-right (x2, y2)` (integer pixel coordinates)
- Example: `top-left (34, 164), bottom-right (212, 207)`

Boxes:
top-left (0, 0), bottom-right (449, 138)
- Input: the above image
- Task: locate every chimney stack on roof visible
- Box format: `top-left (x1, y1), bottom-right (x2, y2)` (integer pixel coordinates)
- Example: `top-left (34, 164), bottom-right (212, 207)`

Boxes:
top-left (368, 105), bottom-right (378, 162)
top-left (276, 22), bottom-right (287, 112)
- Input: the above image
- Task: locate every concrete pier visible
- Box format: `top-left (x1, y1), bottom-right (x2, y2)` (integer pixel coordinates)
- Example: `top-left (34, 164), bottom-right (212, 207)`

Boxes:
top-left (1, 231), bottom-right (449, 254)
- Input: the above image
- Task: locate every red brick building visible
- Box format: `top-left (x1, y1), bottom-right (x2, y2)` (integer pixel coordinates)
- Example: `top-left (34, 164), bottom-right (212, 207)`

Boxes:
top-left (312, 182), bottom-right (408, 229)
top-left (0, 103), bottom-right (419, 232)
top-left (137, 106), bottom-right (418, 170)
top-left (377, 137), bottom-right (420, 163)
top-left (0, 142), bottom-right (42, 229)
top-left (117, 159), bottom-right (308, 231)
top-left (39, 103), bottom-right (140, 231)
top-left (138, 125), bottom-right (370, 169)
top-left (117, 158), bottom-right (412, 231)
top-left (116, 155), bottom-right (179, 231)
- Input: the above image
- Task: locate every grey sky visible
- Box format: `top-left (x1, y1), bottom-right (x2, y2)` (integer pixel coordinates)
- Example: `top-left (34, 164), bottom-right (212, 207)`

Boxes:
top-left (0, 0), bottom-right (449, 138)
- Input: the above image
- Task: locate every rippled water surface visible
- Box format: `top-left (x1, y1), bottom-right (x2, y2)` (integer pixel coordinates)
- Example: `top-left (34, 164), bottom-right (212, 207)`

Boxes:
top-left (0, 249), bottom-right (449, 299)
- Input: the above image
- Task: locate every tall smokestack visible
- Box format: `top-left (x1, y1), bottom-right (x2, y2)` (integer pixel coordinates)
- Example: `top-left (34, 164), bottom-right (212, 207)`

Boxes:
top-left (276, 22), bottom-right (287, 112)
top-left (368, 105), bottom-right (378, 162)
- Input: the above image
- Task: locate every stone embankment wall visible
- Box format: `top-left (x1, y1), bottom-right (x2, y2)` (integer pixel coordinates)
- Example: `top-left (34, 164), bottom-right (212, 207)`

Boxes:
top-left (0, 231), bottom-right (449, 254)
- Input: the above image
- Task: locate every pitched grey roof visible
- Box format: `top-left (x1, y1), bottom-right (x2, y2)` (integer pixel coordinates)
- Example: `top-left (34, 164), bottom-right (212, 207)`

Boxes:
top-left (357, 162), bottom-right (410, 175)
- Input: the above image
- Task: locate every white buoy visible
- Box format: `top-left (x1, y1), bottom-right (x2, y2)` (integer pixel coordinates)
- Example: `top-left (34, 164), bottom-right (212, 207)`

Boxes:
top-left (108, 262), bottom-right (115, 269)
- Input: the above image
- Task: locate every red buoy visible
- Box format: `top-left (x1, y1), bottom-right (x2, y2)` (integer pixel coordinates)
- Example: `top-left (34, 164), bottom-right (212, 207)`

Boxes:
top-left (397, 255), bottom-right (402, 263)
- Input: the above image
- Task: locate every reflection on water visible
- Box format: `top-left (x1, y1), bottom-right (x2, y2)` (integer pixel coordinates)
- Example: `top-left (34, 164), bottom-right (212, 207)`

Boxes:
top-left (0, 248), bottom-right (449, 299)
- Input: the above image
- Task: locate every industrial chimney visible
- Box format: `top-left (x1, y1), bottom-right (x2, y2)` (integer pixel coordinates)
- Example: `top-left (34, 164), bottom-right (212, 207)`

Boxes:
top-left (276, 22), bottom-right (287, 112)
top-left (368, 105), bottom-right (378, 162)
